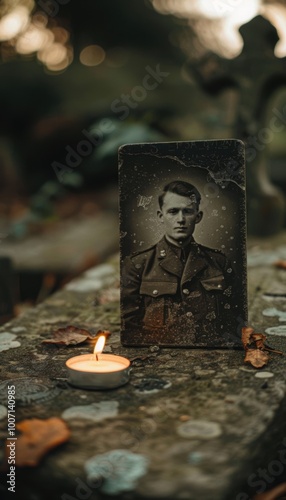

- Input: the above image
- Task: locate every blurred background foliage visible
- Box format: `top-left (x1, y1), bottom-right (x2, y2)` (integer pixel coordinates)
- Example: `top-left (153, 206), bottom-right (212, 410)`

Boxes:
top-left (0, 0), bottom-right (286, 200)
top-left (1, 0), bottom-right (286, 319)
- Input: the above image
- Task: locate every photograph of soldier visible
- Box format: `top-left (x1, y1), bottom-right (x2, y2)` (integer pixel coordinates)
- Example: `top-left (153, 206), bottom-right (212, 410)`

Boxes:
top-left (121, 180), bottom-right (240, 347)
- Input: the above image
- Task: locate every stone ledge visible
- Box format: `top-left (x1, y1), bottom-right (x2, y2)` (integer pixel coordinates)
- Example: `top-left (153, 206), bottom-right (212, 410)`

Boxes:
top-left (0, 253), bottom-right (285, 500)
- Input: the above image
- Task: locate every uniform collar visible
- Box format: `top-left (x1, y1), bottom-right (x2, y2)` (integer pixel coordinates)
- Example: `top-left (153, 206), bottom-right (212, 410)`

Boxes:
top-left (156, 237), bottom-right (211, 282)
top-left (156, 238), bottom-right (183, 277)
top-left (164, 237), bottom-right (196, 260)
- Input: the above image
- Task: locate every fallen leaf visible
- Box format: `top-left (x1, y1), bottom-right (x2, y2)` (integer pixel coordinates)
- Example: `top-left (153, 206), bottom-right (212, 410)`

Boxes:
top-left (244, 349), bottom-right (269, 368)
top-left (11, 417), bottom-right (70, 467)
top-left (130, 355), bottom-right (151, 362)
top-left (241, 326), bottom-right (283, 368)
top-left (42, 325), bottom-right (95, 345)
top-left (263, 345), bottom-right (283, 355)
top-left (274, 260), bottom-right (286, 270)
top-left (251, 333), bottom-right (267, 349)
top-left (242, 326), bottom-right (255, 349)
top-left (253, 482), bottom-right (286, 499)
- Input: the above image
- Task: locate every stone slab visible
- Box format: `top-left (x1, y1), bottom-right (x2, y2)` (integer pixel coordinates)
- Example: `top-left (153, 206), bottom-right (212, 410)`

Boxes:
top-left (0, 212), bottom-right (119, 273)
top-left (0, 242), bottom-right (285, 500)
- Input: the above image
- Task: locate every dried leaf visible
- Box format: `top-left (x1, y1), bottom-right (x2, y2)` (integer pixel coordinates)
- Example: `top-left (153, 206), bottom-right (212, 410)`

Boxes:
top-left (264, 344), bottom-right (283, 355)
top-left (253, 482), bottom-right (286, 500)
top-left (242, 326), bottom-right (255, 349)
top-left (12, 417), bottom-right (70, 467)
top-left (130, 355), bottom-right (150, 362)
top-left (251, 333), bottom-right (267, 349)
top-left (274, 260), bottom-right (286, 270)
top-left (42, 325), bottom-right (94, 345)
top-left (244, 349), bottom-right (269, 368)
top-left (242, 325), bottom-right (283, 368)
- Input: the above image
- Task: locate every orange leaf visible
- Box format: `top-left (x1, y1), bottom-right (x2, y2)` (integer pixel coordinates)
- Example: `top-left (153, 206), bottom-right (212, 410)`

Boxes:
top-left (244, 349), bottom-right (269, 368)
top-left (251, 333), bottom-right (266, 341)
top-left (42, 325), bottom-right (95, 345)
top-left (242, 326), bottom-right (255, 350)
top-left (251, 333), bottom-right (267, 349)
top-left (12, 417), bottom-right (70, 467)
top-left (253, 482), bottom-right (286, 499)
top-left (264, 345), bottom-right (283, 355)
top-left (242, 325), bottom-right (283, 368)
top-left (274, 260), bottom-right (286, 270)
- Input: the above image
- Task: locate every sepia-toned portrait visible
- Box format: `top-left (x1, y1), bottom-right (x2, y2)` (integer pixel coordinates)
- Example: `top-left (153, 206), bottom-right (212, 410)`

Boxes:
top-left (119, 140), bottom-right (247, 348)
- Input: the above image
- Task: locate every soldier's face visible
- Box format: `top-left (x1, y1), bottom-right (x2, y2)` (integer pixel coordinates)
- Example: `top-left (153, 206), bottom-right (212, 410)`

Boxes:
top-left (157, 192), bottom-right (203, 244)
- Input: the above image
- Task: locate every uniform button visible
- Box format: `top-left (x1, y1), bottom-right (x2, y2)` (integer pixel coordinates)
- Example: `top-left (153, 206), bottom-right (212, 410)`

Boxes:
top-left (135, 264), bottom-right (141, 269)
top-left (153, 290), bottom-right (159, 296)
top-left (182, 289), bottom-right (190, 295)
top-left (217, 284), bottom-right (222, 289)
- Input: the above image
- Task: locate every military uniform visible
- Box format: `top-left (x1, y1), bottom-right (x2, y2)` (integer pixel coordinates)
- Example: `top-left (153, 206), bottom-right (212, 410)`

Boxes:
top-left (121, 237), bottom-right (238, 346)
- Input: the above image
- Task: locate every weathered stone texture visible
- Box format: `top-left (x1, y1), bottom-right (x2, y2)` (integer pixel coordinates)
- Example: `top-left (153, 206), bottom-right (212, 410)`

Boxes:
top-left (0, 245), bottom-right (285, 500)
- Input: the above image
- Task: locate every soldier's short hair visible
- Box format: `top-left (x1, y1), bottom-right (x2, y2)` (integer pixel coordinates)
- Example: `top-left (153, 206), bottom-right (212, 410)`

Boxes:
top-left (158, 180), bottom-right (201, 209)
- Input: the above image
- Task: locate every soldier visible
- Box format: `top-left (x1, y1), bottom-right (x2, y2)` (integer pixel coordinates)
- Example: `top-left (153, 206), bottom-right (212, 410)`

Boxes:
top-left (121, 180), bottom-right (237, 346)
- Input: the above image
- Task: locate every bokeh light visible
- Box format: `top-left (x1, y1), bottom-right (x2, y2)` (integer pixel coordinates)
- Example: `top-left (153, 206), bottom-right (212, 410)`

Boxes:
top-left (262, 3), bottom-right (286, 57)
top-left (0, 6), bottom-right (30, 41)
top-left (51, 27), bottom-right (69, 45)
top-left (40, 44), bottom-right (73, 72)
top-left (32, 11), bottom-right (48, 28)
top-left (38, 42), bottom-right (68, 66)
top-left (16, 26), bottom-right (54, 54)
top-left (152, 0), bottom-right (261, 21)
top-left (151, 0), bottom-right (265, 58)
top-left (79, 44), bottom-right (106, 66)
top-left (0, 1), bottom-right (72, 72)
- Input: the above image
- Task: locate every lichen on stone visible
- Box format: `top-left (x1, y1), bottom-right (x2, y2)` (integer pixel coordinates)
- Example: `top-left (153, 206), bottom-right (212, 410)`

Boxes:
top-left (0, 332), bottom-right (20, 352)
top-left (85, 449), bottom-right (149, 494)
top-left (62, 401), bottom-right (119, 422)
top-left (177, 420), bottom-right (222, 439)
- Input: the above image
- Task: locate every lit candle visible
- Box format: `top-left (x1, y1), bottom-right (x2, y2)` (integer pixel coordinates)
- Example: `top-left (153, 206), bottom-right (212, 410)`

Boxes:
top-left (66, 334), bottom-right (130, 389)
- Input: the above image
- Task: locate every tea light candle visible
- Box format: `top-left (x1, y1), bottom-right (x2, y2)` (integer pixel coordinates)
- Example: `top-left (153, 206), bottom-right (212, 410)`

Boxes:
top-left (66, 335), bottom-right (130, 390)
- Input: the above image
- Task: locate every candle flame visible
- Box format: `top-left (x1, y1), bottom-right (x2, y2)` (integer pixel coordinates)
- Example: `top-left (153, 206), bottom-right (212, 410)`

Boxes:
top-left (93, 335), bottom-right (106, 357)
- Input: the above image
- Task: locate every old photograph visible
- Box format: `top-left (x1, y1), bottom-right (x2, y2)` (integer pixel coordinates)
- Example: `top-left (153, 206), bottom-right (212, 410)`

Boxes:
top-left (119, 140), bottom-right (247, 347)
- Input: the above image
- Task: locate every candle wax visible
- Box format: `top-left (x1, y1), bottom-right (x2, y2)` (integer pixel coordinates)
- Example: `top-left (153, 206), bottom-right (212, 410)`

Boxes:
top-left (66, 353), bottom-right (130, 389)
top-left (70, 358), bottom-right (127, 373)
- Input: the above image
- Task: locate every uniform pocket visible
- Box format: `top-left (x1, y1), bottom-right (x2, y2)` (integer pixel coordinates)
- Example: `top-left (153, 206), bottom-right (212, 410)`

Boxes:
top-left (140, 281), bottom-right (178, 328)
top-left (200, 274), bottom-right (226, 292)
top-left (140, 281), bottom-right (178, 297)
top-left (200, 274), bottom-right (228, 325)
